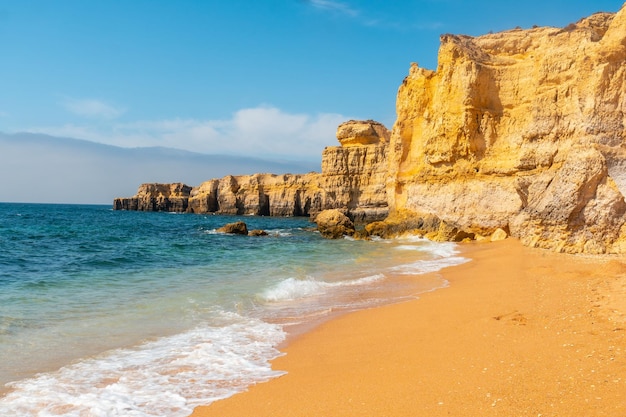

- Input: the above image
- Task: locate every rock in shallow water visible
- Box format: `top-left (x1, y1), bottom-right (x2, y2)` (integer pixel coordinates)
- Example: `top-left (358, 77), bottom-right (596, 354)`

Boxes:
top-left (217, 221), bottom-right (248, 235)
top-left (314, 209), bottom-right (355, 239)
top-left (249, 229), bottom-right (269, 237)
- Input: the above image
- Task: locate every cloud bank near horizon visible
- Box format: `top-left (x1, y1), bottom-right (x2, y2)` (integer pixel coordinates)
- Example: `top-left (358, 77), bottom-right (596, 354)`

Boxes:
top-left (0, 132), bottom-right (321, 204)
top-left (22, 105), bottom-right (351, 161)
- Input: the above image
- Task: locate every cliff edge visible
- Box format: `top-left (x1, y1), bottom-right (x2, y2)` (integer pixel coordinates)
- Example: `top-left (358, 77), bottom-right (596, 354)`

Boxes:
top-left (114, 120), bottom-right (389, 222)
top-left (114, 5), bottom-right (626, 253)
top-left (385, 5), bottom-right (626, 253)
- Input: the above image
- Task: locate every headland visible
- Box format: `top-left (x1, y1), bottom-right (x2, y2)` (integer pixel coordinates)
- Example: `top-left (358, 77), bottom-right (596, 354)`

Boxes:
top-left (111, 4), bottom-right (626, 415)
top-left (115, 4), bottom-right (626, 255)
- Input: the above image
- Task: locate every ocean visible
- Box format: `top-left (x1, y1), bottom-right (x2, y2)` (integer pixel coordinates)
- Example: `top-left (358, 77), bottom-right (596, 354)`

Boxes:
top-left (0, 203), bottom-right (468, 416)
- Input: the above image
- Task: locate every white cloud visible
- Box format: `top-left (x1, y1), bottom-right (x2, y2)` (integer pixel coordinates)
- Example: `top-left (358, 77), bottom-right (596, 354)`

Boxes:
top-left (307, 0), bottom-right (359, 17)
top-left (304, 1), bottom-right (442, 32)
top-left (62, 98), bottom-right (125, 119)
top-left (26, 105), bottom-right (351, 161)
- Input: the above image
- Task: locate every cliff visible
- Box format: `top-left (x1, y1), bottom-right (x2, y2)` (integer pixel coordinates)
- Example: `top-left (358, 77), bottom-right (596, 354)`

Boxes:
top-left (384, 5), bottom-right (626, 253)
top-left (114, 5), bottom-right (626, 253)
top-left (113, 183), bottom-right (192, 212)
top-left (186, 173), bottom-right (322, 216)
top-left (319, 120), bottom-right (389, 221)
top-left (114, 120), bottom-right (389, 222)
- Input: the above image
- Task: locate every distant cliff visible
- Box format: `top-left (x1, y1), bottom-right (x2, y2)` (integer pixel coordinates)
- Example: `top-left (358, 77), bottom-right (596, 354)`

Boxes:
top-left (114, 120), bottom-right (389, 222)
top-left (113, 183), bottom-right (193, 212)
top-left (115, 5), bottom-right (626, 253)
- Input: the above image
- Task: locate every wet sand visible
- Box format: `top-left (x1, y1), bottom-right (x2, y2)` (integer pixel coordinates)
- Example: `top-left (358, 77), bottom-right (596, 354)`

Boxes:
top-left (190, 238), bottom-right (626, 417)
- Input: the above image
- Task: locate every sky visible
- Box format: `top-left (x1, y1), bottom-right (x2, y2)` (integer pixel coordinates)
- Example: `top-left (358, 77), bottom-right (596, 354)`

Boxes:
top-left (0, 0), bottom-right (623, 203)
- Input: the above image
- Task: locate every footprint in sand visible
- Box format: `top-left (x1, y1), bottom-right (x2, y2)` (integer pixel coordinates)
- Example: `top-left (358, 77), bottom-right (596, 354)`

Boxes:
top-left (493, 311), bottom-right (527, 326)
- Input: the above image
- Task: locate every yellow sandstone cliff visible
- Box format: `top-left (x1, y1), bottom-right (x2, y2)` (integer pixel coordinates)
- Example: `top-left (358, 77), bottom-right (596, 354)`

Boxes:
top-left (114, 5), bottom-right (626, 253)
top-left (114, 120), bottom-right (390, 222)
top-left (320, 120), bottom-right (389, 221)
top-left (385, 4), bottom-right (626, 253)
top-left (113, 183), bottom-right (192, 212)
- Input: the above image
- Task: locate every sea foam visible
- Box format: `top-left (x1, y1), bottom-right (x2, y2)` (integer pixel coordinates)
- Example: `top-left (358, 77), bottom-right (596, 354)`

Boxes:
top-left (394, 236), bottom-right (460, 258)
top-left (260, 274), bottom-right (386, 302)
top-left (0, 205), bottom-right (470, 416)
top-left (390, 256), bottom-right (469, 275)
top-left (0, 312), bottom-right (285, 417)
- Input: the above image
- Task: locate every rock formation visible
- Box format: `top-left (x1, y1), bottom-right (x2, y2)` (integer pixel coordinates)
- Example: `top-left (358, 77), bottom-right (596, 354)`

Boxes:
top-left (382, 5), bottom-right (626, 253)
top-left (336, 119), bottom-right (390, 147)
top-left (114, 5), bottom-right (626, 253)
top-left (113, 183), bottom-right (191, 212)
top-left (319, 125), bottom-right (388, 222)
top-left (114, 120), bottom-right (390, 222)
top-left (187, 173), bottom-right (321, 216)
top-left (216, 221), bottom-right (249, 235)
top-left (314, 209), bottom-right (356, 239)
top-left (249, 229), bottom-right (269, 237)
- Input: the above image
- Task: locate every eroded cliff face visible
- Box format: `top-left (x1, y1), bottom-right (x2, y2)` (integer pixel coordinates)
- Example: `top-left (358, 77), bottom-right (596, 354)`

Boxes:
top-left (114, 7), bottom-right (626, 253)
top-left (113, 183), bottom-right (192, 212)
top-left (114, 120), bottom-right (390, 222)
top-left (187, 173), bottom-right (323, 216)
top-left (320, 120), bottom-right (389, 221)
top-left (386, 5), bottom-right (626, 253)
top-left (336, 119), bottom-right (391, 147)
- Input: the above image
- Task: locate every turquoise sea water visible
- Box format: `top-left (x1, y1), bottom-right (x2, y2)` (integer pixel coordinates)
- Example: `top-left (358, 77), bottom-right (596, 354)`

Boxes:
top-left (0, 203), bottom-right (467, 416)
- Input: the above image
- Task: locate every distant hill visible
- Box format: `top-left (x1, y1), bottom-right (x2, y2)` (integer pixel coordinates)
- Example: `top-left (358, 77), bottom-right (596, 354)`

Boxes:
top-left (0, 132), bottom-right (320, 204)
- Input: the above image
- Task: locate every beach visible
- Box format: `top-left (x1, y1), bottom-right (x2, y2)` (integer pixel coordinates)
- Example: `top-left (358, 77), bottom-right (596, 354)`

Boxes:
top-left (191, 238), bottom-right (626, 416)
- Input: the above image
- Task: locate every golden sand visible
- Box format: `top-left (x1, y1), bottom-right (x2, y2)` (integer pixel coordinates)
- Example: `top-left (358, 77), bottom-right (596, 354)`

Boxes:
top-left (191, 238), bottom-right (626, 416)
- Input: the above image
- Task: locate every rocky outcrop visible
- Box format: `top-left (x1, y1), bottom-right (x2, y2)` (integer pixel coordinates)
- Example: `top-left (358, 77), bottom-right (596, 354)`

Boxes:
top-left (249, 229), bottom-right (269, 237)
top-left (187, 173), bottom-right (323, 217)
top-left (336, 120), bottom-right (390, 147)
top-left (319, 122), bottom-right (389, 222)
top-left (382, 5), bottom-right (626, 253)
top-left (115, 120), bottom-right (390, 223)
top-left (216, 221), bottom-right (249, 235)
top-left (114, 6), bottom-right (626, 253)
top-left (314, 209), bottom-right (355, 239)
top-left (113, 183), bottom-right (191, 212)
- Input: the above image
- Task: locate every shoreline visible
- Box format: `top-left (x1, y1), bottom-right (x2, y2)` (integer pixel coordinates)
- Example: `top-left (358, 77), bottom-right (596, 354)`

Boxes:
top-left (190, 238), bottom-right (626, 416)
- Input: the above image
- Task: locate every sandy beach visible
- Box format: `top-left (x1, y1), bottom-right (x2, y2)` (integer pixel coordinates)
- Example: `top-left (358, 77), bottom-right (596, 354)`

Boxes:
top-left (190, 238), bottom-right (626, 417)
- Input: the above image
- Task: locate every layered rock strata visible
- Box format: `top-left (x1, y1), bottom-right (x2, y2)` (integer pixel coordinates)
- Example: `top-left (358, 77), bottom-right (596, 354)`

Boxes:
top-left (113, 183), bottom-right (192, 212)
top-left (382, 5), bottom-right (626, 253)
top-left (186, 173), bottom-right (322, 217)
top-left (114, 5), bottom-right (626, 253)
top-left (114, 120), bottom-right (390, 222)
top-left (336, 119), bottom-right (390, 147)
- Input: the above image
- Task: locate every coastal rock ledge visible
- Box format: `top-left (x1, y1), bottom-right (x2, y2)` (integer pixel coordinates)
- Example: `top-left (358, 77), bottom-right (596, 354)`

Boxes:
top-left (115, 5), bottom-right (626, 254)
top-left (114, 119), bottom-right (389, 223)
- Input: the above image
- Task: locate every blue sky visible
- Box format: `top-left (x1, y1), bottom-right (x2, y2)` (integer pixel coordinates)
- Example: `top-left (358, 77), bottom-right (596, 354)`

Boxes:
top-left (0, 0), bottom-right (623, 162)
